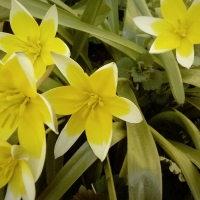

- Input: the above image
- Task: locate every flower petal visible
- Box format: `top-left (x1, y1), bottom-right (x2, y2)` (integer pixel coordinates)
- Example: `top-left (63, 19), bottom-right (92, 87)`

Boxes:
top-left (133, 17), bottom-right (173, 36)
top-left (5, 160), bottom-right (35, 200)
top-left (27, 143), bottom-right (46, 181)
top-left (187, 0), bottom-right (200, 26)
top-left (20, 161), bottom-right (35, 200)
top-left (51, 53), bottom-right (92, 92)
top-left (0, 32), bottom-right (27, 53)
top-left (31, 94), bottom-right (58, 133)
top-left (18, 103), bottom-right (46, 180)
top-left (176, 38), bottom-right (194, 68)
top-left (54, 109), bottom-right (86, 158)
top-left (18, 107), bottom-right (45, 158)
top-left (85, 106), bottom-right (112, 161)
top-left (187, 21), bottom-right (200, 44)
top-left (150, 32), bottom-right (181, 53)
top-left (161, 0), bottom-right (187, 28)
top-left (0, 53), bottom-right (36, 97)
top-left (0, 139), bottom-right (11, 148)
top-left (89, 62), bottom-right (117, 96)
top-left (43, 86), bottom-right (87, 115)
top-left (103, 96), bottom-right (143, 123)
top-left (0, 143), bottom-right (13, 187)
top-left (0, 105), bottom-right (19, 141)
top-left (5, 164), bottom-right (23, 200)
top-left (33, 55), bottom-right (47, 80)
top-left (10, 0), bottom-right (40, 43)
top-left (40, 5), bottom-right (58, 44)
top-left (0, 170), bottom-right (12, 188)
top-left (41, 38), bottom-right (70, 65)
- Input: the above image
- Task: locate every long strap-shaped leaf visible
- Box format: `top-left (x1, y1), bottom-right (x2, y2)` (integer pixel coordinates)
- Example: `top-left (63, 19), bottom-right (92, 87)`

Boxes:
top-left (169, 140), bottom-right (200, 169)
top-left (71, 0), bottom-right (102, 60)
top-left (37, 122), bottom-right (126, 200)
top-left (133, 0), bottom-right (185, 104)
top-left (117, 79), bottom-right (162, 200)
top-left (150, 126), bottom-right (200, 200)
top-left (149, 110), bottom-right (200, 150)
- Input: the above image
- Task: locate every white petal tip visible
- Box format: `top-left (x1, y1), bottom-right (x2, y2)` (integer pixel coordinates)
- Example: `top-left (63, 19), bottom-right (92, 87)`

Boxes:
top-left (89, 142), bottom-right (108, 162)
top-left (176, 51), bottom-right (194, 69)
top-left (54, 127), bottom-right (81, 159)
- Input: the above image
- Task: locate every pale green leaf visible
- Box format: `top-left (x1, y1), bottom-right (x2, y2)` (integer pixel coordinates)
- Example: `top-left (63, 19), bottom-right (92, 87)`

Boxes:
top-left (117, 79), bottom-right (162, 200)
top-left (104, 156), bottom-right (117, 200)
top-left (149, 110), bottom-right (200, 150)
top-left (37, 121), bottom-right (126, 200)
top-left (169, 140), bottom-right (200, 169)
top-left (150, 126), bottom-right (200, 200)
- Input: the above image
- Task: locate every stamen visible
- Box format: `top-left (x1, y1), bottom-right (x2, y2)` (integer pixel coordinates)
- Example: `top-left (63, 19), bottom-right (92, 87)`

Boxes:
top-left (1, 114), bottom-right (11, 128)
top-left (16, 37), bottom-right (41, 62)
top-left (19, 97), bottom-right (30, 117)
top-left (76, 92), bottom-right (104, 119)
top-left (10, 113), bottom-right (18, 128)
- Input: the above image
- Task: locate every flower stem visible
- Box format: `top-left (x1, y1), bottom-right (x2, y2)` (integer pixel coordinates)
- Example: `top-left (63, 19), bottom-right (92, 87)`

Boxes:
top-left (36, 65), bottom-right (55, 89)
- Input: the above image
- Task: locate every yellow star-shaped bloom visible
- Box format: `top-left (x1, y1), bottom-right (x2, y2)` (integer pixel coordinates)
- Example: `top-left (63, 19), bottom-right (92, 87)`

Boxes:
top-left (0, 140), bottom-right (35, 200)
top-left (0, 53), bottom-right (57, 181)
top-left (0, 0), bottom-right (70, 79)
top-left (44, 53), bottom-right (143, 161)
top-left (133, 0), bottom-right (200, 68)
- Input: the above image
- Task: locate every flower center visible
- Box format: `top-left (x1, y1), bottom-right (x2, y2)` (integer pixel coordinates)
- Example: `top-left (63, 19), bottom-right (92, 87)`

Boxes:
top-left (16, 37), bottom-right (41, 62)
top-left (0, 155), bottom-right (18, 179)
top-left (0, 89), bottom-right (30, 128)
top-left (75, 92), bottom-right (104, 119)
top-left (174, 19), bottom-right (188, 37)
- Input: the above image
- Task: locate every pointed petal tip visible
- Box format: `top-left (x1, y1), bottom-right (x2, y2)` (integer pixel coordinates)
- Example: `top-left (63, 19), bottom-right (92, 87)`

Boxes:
top-left (54, 124), bottom-right (82, 159)
top-left (89, 142), bottom-right (109, 162)
top-left (176, 49), bottom-right (194, 69)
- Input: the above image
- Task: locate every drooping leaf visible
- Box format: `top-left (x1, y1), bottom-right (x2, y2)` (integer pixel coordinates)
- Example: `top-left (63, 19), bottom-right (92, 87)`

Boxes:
top-left (117, 79), bottom-right (162, 200)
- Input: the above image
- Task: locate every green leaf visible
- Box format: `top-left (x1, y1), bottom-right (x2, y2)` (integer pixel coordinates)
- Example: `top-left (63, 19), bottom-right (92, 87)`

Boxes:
top-left (158, 53), bottom-right (185, 104)
top-left (93, 175), bottom-right (128, 200)
top-left (94, 176), bottom-right (108, 194)
top-left (117, 79), bottom-right (162, 200)
top-left (116, 57), bottom-right (133, 79)
top-left (169, 140), bottom-right (200, 169)
top-left (150, 126), bottom-right (200, 200)
top-left (72, 185), bottom-right (109, 200)
top-left (58, 25), bottom-right (93, 71)
top-left (186, 96), bottom-right (200, 111)
top-left (104, 156), bottom-right (117, 200)
top-left (104, 0), bottom-right (119, 34)
top-left (37, 122), bottom-right (126, 200)
top-left (149, 110), bottom-right (200, 150)
top-left (0, 6), bottom-right (9, 21)
top-left (181, 69), bottom-right (200, 87)
top-left (141, 70), bottom-right (163, 91)
top-left (38, 77), bottom-right (62, 93)
top-left (46, 131), bottom-right (64, 184)
top-left (71, 0), bottom-right (102, 60)
top-left (136, 52), bottom-right (154, 66)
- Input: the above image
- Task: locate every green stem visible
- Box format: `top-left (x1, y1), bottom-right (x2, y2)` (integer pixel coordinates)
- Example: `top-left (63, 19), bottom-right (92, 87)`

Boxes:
top-left (104, 155), bottom-right (117, 200)
top-left (36, 65), bottom-right (55, 89)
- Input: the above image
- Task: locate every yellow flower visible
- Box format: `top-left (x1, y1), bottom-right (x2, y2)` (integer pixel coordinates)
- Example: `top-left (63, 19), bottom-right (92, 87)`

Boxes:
top-left (0, 53), bottom-right (57, 180)
top-left (0, 140), bottom-right (35, 200)
top-left (133, 0), bottom-right (200, 68)
top-left (44, 53), bottom-right (143, 161)
top-left (0, 0), bottom-right (70, 79)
